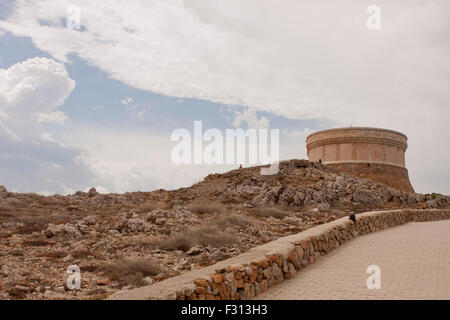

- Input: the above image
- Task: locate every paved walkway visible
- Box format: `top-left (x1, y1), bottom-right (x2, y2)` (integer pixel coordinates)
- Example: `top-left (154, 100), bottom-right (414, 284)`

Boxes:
top-left (259, 220), bottom-right (450, 300)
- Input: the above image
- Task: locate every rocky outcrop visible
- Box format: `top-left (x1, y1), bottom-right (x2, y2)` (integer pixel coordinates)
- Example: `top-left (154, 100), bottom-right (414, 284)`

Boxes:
top-left (0, 186), bottom-right (8, 199)
top-left (43, 215), bottom-right (99, 238)
top-left (43, 223), bottom-right (82, 238)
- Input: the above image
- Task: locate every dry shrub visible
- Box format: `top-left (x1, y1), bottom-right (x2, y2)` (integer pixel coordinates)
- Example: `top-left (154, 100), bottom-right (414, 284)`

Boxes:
top-left (214, 214), bottom-right (254, 230)
top-left (7, 287), bottom-right (28, 299)
top-left (13, 213), bottom-right (71, 234)
top-left (10, 250), bottom-right (23, 256)
top-left (16, 224), bottom-right (45, 235)
top-left (193, 226), bottom-right (237, 248)
top-left (6, 198), bottom-right (22, 207)
top-left (87, 288), bottom-right (107, 296)
top-left (186, 200), bottom-right (226, 215)
top-left (132, 236), bottom-right (161, 250)
top-left (22, 239), bottom-right (55, 246)
top-left (0, 232), bottom-right (12, 239)
top-left (18, 214), bottom-right (60, 225)
top-left (336, 200), bottom-right (355, 210)
top-left (40, 250), bottom-right (68, 259)
top-left (80, 265), bottom-right (98, 272)
top-left (88, 293), bottom-right (109, 300)
top-left (220, 197), bottom-right (243, 205)
top-left (15, 215), bottom-right (54, 234)
top-left (71, 249), bottom-right (93, 259)
top-left (160, 225), bottom-right (238, 251)
top-left (0, 212), bottom-right (13, 218)
top-left (99, 258), bottom-right (162, 289)
top-left (23, 193), bottom-right (42, 201)
top-left (159, 232), bottom-right (193, 251)
top-left (23, 193), bottom-right (60, 206)
top-left (87, 288), bottom-right (108, 300)
top-left (135, 201), bottom-right (163, 213)
top-left (249, 207), bottom-right (289, 219)
top-left (36, 197), bottom-right (60, 206)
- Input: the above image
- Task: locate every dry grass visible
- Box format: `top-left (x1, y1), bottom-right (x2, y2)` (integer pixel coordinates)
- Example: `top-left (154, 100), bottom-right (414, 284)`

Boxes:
top-left (159, 232), bottom-right (192, 251)
top-left (12, 214), bottom-right (59, 234)
top-left (7, 287), bottom-right (28, 299)
top-left (99, 258), bottom-right (162, 289)
top-left (0, 212), bottom-right (13, 218)
top-left (87, 288), bottom-right (107, 296)
top-left (22, 238), bottom-right (55, 246)
top-left (87, 290), bottom-right (109, 300)
top-left (214, 214), bottom-right (255, 230)
top-left (0, 232), bottom-right (12, 239)
top-left (221, 197), bottom-right (245, 205)
top-left (186, 200), bottom-right (226, 215)
top-left (10, 213), bottom-right (72, 235)
top-left (3, 198), bottom-right (21, 208)
top-left (18, 214), bottom-right (63, 225)
top-left (193, 226), bottom-right (237, 247)
top-left (70, 249), bottom-right (94, 259)
top-left (159, 212), bottom-right (250, 252)
top-left (134, 201), bottom-right (166, 213)
top-left (40, 250), bottom-right (68, 259)
top-left (80, 265), bottom-right (98, 272)
top-left (248, 207), bottom-right (289, 219)
top-left (10, 250), bottom-right (23, 256)
top-left (131, 236), bottom-right (161, 250)
top-left (16, 224), bottom-right (46, 235)
top-left (88, 293), bottom-right (109, 300)
top-left (23, 193), bottom-right (61, 206)
top-left (160, 224), bottom-right (238, 251)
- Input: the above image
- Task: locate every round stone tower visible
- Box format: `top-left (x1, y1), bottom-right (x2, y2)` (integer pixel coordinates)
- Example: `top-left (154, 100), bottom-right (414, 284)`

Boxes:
top-left (306, 127), bottom-right (414, 193)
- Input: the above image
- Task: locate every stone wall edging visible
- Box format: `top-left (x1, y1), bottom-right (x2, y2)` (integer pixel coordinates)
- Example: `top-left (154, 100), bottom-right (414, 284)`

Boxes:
top-left (108, 209), bottom-right (450, 300)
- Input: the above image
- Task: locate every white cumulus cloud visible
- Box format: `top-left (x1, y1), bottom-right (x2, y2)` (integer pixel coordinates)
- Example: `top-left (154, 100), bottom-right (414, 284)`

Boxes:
top-left (0, 56), bottom-right (75, 140)
top-left (0, 0), bottom-right (446, 122)
top-left (232, 108), bottom-right (269, 130)
top-left (0, 57), bottom-right (96, 194)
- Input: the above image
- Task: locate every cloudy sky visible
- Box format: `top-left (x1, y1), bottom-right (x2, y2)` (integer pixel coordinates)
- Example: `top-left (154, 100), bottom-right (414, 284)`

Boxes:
top-left (0, 0), bottom-right (449, 195)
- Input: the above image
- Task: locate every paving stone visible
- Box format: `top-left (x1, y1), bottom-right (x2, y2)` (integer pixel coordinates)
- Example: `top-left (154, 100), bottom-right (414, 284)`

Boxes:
top-left (258, 220), bottom-right (450, 300)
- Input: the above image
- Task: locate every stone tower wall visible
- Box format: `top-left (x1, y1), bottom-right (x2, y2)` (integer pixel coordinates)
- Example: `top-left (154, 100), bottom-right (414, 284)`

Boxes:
top-left (306, 127), bottom-right (414, 193)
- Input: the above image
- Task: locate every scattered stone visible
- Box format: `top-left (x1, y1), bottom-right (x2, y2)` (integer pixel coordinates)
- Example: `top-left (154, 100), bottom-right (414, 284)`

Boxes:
top-left (96, 279), bottom-right (111, 286)
top-left (187, 246), bottom-right (203, 256)
top-left (143, 277), bottom-right (155, 285)
top-left (43, 223), bottom-right (81, 238)
top-left (0, 186), bottom-right (8, 198)
top-left (88, 188), bottom-right (98, 197)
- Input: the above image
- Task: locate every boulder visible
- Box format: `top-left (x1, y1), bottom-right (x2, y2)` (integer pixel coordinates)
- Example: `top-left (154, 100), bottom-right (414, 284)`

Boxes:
top-left (0, 186), bottom-right (8, 198)
top-left (87, 188), bottom-right (98, 198)
top-left (351, 190), bottom-right (382, 206)
top-left (187, 246), bottom-right (203, 256)
top-left (318, 202), bottom-right (330, 212)
top-left (43, 223), bottom-right (82, 238)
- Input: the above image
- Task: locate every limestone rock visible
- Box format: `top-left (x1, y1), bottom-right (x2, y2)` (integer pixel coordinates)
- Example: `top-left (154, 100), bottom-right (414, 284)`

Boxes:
top-left (43, 223), bottom-right (82, 238)
top-left (187, 246), bottom-right (203, 256)
top-left (318, 202), bottom-right (330, 212)
top-left (0, 186), bottom-right (8, 199)
top-left (88, 188), bottom-right (98, 197)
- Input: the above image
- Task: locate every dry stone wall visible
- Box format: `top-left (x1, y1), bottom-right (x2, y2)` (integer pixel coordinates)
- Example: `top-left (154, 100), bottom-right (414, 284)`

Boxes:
top-left (108, 209), bottom-right (450, 300)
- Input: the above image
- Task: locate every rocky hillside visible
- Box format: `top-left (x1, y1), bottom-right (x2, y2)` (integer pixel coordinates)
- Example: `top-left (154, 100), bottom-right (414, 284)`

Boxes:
top-left (0, 159), bottom-right (448, 300)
